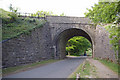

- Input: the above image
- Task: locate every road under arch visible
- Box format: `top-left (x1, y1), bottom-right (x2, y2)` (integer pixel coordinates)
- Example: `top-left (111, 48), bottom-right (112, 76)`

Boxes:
top-left (54, 28), bottom-right (93, 59)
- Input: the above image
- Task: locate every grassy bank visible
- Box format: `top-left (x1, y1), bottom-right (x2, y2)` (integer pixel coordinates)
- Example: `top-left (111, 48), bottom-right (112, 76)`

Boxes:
top-left (1, 8), bottom-right (46, 41)
top-left (68, 60), bottom-right (97, 79)
top-left (3, 59), bottom-right (59, 76)
top-left (95, 58), bottom-right (120, 75)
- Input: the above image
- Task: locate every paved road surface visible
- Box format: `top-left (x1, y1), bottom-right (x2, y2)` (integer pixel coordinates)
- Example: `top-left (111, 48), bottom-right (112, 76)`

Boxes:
top-left (4, 56), bottom-right (86, 78)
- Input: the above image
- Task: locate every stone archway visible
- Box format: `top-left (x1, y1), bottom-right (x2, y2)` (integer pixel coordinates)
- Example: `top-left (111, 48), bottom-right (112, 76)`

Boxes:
top-left (2, 16), bottom-right (117, 67)
top-left (53, 28), bottom-right (94, 59)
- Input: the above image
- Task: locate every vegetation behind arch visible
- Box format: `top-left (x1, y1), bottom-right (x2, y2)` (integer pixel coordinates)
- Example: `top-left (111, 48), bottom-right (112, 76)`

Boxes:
top-left (66, 36), bottom-right (91, 56)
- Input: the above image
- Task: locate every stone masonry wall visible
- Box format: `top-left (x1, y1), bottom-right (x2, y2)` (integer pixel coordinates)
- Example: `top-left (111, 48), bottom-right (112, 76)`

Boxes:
top-left (47, 16), bottom-right (117, 62)
top-left (46, 16), bottom-right (92, 24)
top-left (2, 22), bottom-right (53, 68)
top-left (94, 25), bottom-right (116, 62)
top-left (2, 16), bottom-right (117, 68)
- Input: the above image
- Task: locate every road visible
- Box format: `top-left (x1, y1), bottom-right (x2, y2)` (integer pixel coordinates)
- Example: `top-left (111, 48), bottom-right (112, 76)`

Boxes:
top-left (4, 56), bottom-right (86, 78)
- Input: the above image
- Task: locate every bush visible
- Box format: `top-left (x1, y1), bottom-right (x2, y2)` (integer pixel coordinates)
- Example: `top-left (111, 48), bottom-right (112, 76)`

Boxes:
top-left (8, 13), bottom-right (18, 22)
top-left (6, 23), bottom-right (14, 27)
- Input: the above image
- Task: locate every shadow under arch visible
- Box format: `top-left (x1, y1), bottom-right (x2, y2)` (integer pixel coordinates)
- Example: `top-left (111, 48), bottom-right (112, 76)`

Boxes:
top-left (53, 28), bottom-right (94, 59)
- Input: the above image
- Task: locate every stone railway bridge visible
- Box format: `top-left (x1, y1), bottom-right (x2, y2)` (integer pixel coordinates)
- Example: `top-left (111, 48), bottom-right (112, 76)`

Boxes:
top-left (2, 16), bottom-right (116, 67)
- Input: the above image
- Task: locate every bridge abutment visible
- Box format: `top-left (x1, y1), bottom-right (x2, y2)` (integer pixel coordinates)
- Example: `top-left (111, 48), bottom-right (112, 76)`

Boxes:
top-left (2, 16), bottom-right (117, 68)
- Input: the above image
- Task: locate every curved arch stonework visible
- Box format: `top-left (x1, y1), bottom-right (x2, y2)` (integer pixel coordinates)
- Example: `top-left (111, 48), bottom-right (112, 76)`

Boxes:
top-left (52, 24), bottom-right (95, 44)
top-left (56, 28), bottom-right (94, 59)
top-left (51, 25), bottom-right (95, 59)
top-left (47, 16), bottom-right (116, 61)
top-left (47, 16), bottom-right (95, 59)
top-left (2, 16), bottom-right (117, 67)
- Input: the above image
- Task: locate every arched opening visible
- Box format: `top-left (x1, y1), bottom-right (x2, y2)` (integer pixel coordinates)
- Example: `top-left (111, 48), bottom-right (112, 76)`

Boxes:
top-left (66, 36), bottom-right (92, 57)
top-left (54, 28), bottom-right (93, 59)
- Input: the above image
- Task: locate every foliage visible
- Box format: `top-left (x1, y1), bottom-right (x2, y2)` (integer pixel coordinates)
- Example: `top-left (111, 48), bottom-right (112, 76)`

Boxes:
top-left (86, 48), bottom-right (92, 56)
top-left (84, 2), bottom-right (119, 23)
top-left (66, 36), bottom-right (91, 56)
top-left (0, 8), bottom-right (12, 18)
top-left (105, 24), bottom-right (120, 60)
top-left (8, 13), bottom-right (18, 22)
top-left (33, 11), bottom-right (65, 17)
top-left (33, 11), bottom-right (57, 17)
top-left (85, 1), bottom-right (120, 60)
top-left (8, 4), bottom-right (19, 22)
top-left (1, 9), bottom-right (45, 41)
top-left (9, 4), bottom-right (19, 13)
top-left (0, 7), bottom-right (18, 23)
top-left (1, 8), bottom-right (65, 41)
top-left (60, 13), bottom-right (65, 16)
top-left (105, 24), bottom-right (120, 51)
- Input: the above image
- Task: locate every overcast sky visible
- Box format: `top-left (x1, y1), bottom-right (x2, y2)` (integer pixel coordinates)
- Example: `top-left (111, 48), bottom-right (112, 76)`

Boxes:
top-left (0, 0), bottom-right (98, 17)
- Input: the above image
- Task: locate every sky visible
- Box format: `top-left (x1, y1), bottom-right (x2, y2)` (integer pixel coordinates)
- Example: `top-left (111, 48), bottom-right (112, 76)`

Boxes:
top-left (0, 0), bottom-right (98, 17)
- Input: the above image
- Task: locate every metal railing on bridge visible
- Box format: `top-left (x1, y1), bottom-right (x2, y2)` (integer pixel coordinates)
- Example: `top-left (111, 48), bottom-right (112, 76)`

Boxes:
top-left (17, 12), bottom-right (46, 20)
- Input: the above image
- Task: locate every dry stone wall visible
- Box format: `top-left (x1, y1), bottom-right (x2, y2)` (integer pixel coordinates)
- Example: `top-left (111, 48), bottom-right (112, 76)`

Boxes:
top-left (2, 23), bottom-right (53, 68)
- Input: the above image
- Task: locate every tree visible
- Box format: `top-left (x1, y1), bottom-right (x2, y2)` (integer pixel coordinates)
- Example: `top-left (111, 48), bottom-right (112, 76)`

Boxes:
top-left (33, 11), bottom-right (57, 17)
top-left (9, 4), bottom-right (13, 12)
top-left (105, 23), bottom-right (120, 60)
top-left (60, 13), bottom-right (65, 16)
top-left (34, 11), bottom-right (65, 17)
top-left (84, 1), bottom-right (120, 61)
top-left (9, 4), bottom-right (19, 13)
top-left (8, 4), bottom-right (20, 22)
top-left (66, 36), bottom-right (91, 56)
top-left (84, 2), bottom-right (119, 23)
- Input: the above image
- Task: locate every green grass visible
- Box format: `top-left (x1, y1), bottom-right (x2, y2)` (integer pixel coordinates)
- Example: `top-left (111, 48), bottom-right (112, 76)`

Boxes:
top-left (1, 8), bottom-right (46, 41)
top-left (69, 60), bottom-right (97, 79)
top-left (0, 8), bottom-right (12, 18)
top-left (2, 18), bottom-right (45, 40)
top-left (96, 58), bottom-right (120, 75)
top-left (3, 59), bottom-right (59, 76)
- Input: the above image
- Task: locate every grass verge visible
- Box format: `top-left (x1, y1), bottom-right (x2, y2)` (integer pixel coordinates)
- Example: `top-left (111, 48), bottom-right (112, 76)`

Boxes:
top-left (68, 60), bottom-right (97, 79)
top-left (3, 59), bottom-right (59, 76)
top-left (95, 58), bottom-right (120, 75)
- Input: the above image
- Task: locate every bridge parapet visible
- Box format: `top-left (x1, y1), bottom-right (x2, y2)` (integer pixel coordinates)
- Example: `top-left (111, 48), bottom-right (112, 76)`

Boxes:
top-left (46, 16), bottom-right (93, 24)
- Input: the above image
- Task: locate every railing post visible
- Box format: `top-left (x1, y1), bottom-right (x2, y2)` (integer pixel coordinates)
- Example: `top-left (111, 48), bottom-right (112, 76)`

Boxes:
top-left (28, 13), bottom-right (30, 17)
top-left (18, 12), bottom-right (20, 17)
top-left (38, 13), bottom-right (40, 19)
top-left (31, 14), bottom-right (33, 18)
top-left (25, 13), bottom-right (27, 17)
top-left (15, 12), bottom-right (47, 19)
top-left (44, 14), bottom-right (46, 20)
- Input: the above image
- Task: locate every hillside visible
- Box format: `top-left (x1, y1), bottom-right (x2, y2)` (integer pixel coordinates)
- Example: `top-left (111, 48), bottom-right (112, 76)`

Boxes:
top-left (1, 8), bottom-right (45, 42)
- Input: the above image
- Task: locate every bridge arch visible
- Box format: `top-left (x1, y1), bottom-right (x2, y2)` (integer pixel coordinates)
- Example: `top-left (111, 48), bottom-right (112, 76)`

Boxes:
top-left (2, 16), bottom-right (117, 68)
top-left (53, 27), bottom-right (94, 59)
